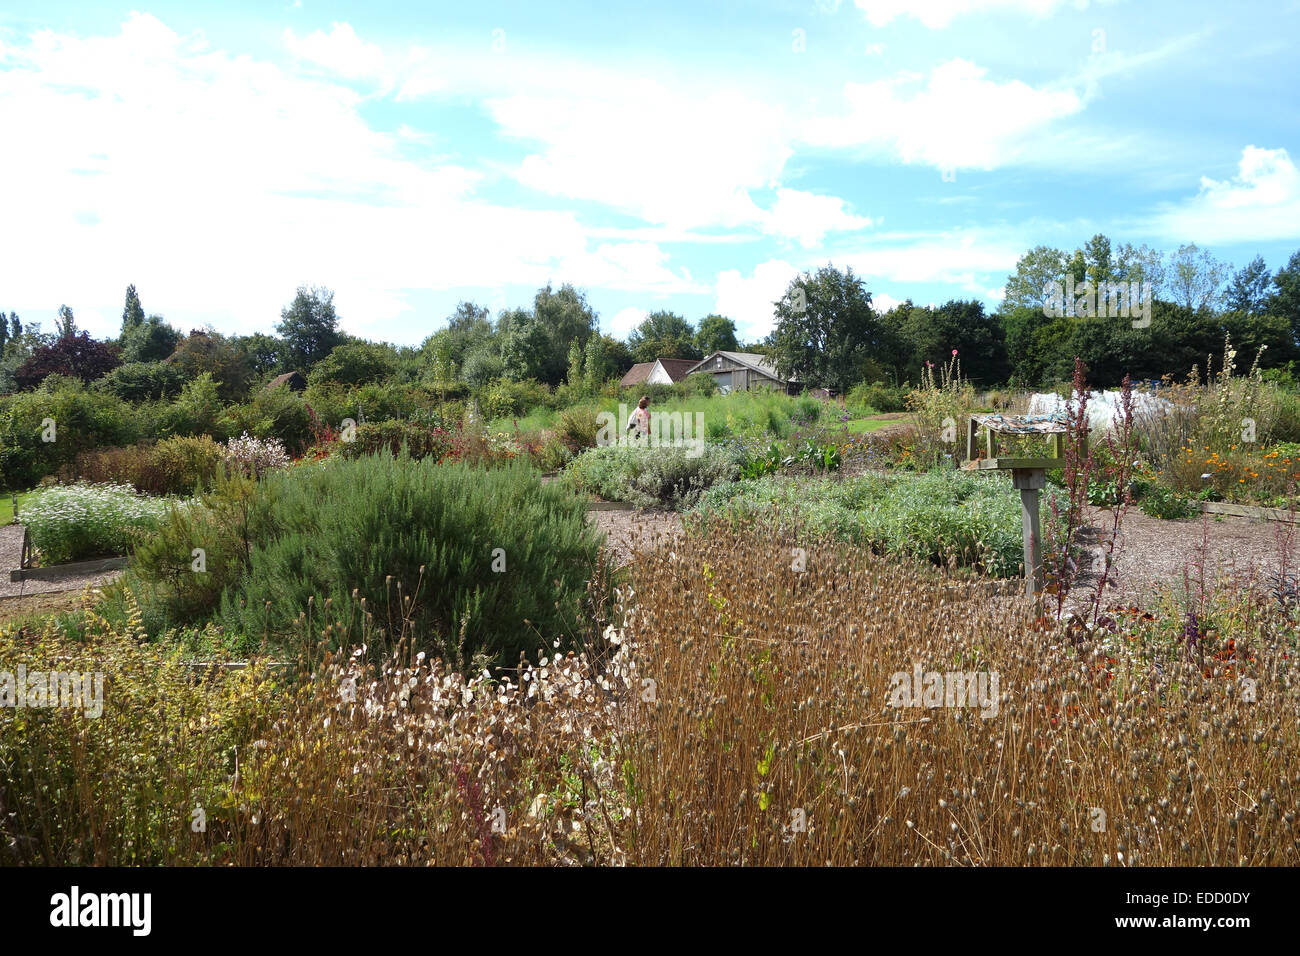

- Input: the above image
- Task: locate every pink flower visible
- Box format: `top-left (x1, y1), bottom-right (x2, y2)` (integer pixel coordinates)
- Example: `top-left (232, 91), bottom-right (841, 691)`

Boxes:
top-left (952, 349), bottom-right (958, 356)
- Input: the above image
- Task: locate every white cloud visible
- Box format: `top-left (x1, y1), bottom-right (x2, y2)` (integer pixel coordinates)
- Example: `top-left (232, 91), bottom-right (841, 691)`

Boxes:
top-left (609, 307), bottom-right (647, 338)
top-left (490, 82), bottom-right (792, 232)
top-left (0, 14), bottom-right (695, 340)
top-left (283, 22), bottom-right (443, 98)
top-left (837, 231), bottom-right (1024, 295)
top-left (713, 259), bottom-right (800, 341)
top-left (1153, 146), bottom-right (1300, 244)
top-left (872, 292), bottom-right (904, 313)
top-left (556, 242), bottom-right (707, 295)
top-left (283, 22), bottom-right (385, 82)
top-left (802, 58), bottom-right (1084, 171)
top-left (763, 189), bottom-right (873, 248)
top-left (854, 0), bottom-right (1093, 29)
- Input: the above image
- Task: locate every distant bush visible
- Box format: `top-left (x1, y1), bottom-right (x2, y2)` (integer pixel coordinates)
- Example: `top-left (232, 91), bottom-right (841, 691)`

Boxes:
top-left (98, 361), bottom-right (187, 401)
top-left (339, 421), bottom-right (455, 462)
top-left (0, 382), bottom-right (138, 491)
top-left (555, 405), bottom-right (602, 451)
top-left (690, 469), bottom-right (1022, 577)
top-left (847, 381), bottom-right (908, 414)
top-left (308, 342), bottom-right (397, 387)
top-left (22, 482), bottom-right (171, 565)
top-left (562, 444), bottom-right (740, 509)
top-left (1139, 484), bottom-right (1198, 520)
top-left (219, 384), bottom-right (312, 455)
top-left (62, 435), bottom-right (223, 495)
top-left (479, 379), bottom-right (554, 419)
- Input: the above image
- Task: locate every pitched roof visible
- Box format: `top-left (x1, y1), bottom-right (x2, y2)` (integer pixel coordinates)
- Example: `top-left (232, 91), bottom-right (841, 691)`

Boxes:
top-left (686, 350), bottom-right (795, 382)
top-left (619, 362), bottom-right (656, 388)
top-left (655, 358), bottom-right (698, 382)
top-left (265, 371), bottom-right (308, 391)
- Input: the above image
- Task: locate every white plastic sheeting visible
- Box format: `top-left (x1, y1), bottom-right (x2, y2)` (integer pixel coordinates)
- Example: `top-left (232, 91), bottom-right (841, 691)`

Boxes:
top-left (1027, 390), bottom-right (1172, 433)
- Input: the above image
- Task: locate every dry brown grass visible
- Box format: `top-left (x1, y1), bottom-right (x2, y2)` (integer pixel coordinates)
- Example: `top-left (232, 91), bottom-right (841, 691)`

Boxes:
top-left (4, 526), bottom-right (1299, 865)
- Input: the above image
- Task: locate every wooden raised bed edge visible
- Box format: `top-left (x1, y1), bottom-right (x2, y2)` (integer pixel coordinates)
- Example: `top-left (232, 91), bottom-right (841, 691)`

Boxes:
top-left (1197, 500), bottom-right (1300, 523)
top-left (10, 556), bottom-right (129, 583)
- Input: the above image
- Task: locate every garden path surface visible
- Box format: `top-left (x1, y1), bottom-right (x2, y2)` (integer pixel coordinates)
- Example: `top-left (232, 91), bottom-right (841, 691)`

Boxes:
top-left (1060, 506), bottom-right (1288, 615)
top-left (0, 524), bottom-right (122, 600)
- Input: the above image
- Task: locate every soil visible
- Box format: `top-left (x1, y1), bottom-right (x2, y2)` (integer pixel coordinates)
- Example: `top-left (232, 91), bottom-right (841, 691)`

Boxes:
top-left (1060, 505), bottom-right (1290, 614)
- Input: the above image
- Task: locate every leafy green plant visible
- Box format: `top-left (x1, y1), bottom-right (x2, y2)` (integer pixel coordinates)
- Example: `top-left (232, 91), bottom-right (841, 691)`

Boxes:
top-left (1139, 483), bottom-right (1198, 519)
top-left (563, 445), bottom-right (740, 509)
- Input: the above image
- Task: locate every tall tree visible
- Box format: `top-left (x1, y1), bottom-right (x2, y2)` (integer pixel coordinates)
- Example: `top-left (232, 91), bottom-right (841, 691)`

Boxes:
top-left (276, 285), bottom-right (342, 372)
top-left (1269, 249), bottom-right (1300, 342)
top-left (1002, 246), bottom-right (1068, 312)
top-left (769, 264), bottom-right (880, 390)
top-left (121, 314), bottom-right (180, 363)
top-left (1168, 243), bottom-right (1229, 312)
top-left (55, 304), bottom-right (76, 338)
top-left (1223, 255), bottom-right (1273, 316)
top-left (627, 310), bottom-right (699, 362)
top-left (121, 284), bottom-right (146, 338)
top-left (695, 314), bottom-right (739, 354)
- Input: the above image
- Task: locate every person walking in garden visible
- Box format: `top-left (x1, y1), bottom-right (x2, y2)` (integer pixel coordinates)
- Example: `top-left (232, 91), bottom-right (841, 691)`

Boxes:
top-left (627, 395), bottom-right (651, 443)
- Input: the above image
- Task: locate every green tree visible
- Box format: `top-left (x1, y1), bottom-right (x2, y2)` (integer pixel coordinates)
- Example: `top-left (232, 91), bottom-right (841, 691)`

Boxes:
top-left (121, 284), bottom-right (146, 339)
top-left (897, 300), bottom-right (1008, 385)
top-left (308, 341), bottom-right (397, 386)
top-left (566, 339), bottom-right (584, 389)
top-left (1168, 243), bottom-right (1229, 312)
top-left (583, 332), bottom-right (606, 391)
top-left (1224, 255), bottom-right (1273, 315)
top-left (1269, 249), bottom-right (1300, 342)
top-left (168, 329), bottom-right (253, 401)
top-left (695, 314), bottom-right (739, 355)
top-left (532, 283), bottom-right (599, 384)
top-left (1003, 246), bottom-right (1068, 312)
top-left (627, 310), bottom-right (699, 362)
top-left (121, 314), bottom-right (180, 364)
top-left (276, 286), bottom-right (343, 372)
top-left (769, 264), bottom-right (881, 391)
top-left (236, 332), bottom-right (288, 380)
top-left (55, 304), bottom-right (77, 338)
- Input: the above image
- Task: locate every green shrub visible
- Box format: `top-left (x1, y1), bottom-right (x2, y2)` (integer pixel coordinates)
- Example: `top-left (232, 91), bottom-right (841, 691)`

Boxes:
top-left (219, 384), bottom-right (312, 455)
top-left (339, 421), bottom-right (455, 461)
top-left (151, 435), bottom-right (224, 492)
top-left (794, 396), bottom-right (822, 423)
top-left (21, 482), bottom-right (172, 565)
top-left (847, 381), bottom-right (908, 414)
top-left (216, 456), bottom-right (606, 665)
top-left (159, 373), bottom-right (224, 440)
top-left (98, 361), bottom-right (187, 401)
top-left (562, 444), bottom-right (740, 509)
top-left (1139, 484), bottom-right (1198, 520)
top-left (0, 382), bottom-right (138, 491)
top-left (479, 379), bottom-right (554, 420)
top-left (555, 405), bottom-right (602, 451)
top-left (105, 472), bottom-right (263, 636)
top-left (690, 469), bottom-right (1023, 577)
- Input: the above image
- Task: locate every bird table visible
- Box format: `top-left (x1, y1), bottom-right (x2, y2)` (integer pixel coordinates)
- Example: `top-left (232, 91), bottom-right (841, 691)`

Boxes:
top-left (962, 413), bottom-right (1075, 595)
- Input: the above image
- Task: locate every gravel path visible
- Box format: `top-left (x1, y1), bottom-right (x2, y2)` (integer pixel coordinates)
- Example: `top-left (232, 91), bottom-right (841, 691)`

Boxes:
top-left (0, 524), bottom-right (123, 599)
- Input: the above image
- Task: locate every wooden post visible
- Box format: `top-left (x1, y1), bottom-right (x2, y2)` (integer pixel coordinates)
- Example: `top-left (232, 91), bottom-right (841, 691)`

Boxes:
top-left (1011, 468), bottom-right (1046, 595)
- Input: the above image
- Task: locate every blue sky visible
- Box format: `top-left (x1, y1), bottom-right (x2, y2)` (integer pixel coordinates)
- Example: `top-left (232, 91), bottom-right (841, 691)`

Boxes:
top-left (1, 0), bottom-right (1297, 346)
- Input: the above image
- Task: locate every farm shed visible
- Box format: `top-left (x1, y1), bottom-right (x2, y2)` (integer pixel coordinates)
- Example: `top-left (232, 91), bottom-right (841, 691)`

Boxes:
top-left (686, 351), bottom-right (796, 394)
top-left (619, 358), bottom-right (698, 389)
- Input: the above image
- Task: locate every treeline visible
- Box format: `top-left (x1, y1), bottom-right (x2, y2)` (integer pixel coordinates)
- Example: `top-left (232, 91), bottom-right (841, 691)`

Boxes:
top-left (4, 234), bottom-right (1300, 406)
top-left (766, 236), bottom-right (1300, 390)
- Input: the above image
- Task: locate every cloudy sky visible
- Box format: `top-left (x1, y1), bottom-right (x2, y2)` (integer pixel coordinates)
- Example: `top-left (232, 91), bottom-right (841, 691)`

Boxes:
top-left (1, 0), bottom-right (1297, 345)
